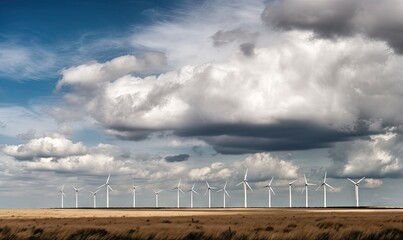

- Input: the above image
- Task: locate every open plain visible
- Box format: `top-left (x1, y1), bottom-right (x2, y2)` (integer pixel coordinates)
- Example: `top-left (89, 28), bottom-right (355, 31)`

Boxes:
top-left (0, 208), bottom-right (402, 239)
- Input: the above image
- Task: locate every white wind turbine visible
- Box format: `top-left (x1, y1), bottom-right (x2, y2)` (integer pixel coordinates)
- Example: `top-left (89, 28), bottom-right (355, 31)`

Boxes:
top-left (204, 181), bottom-right (217, 208)
top-left (98, 174), bottom-right (113, 208)
top-left (173, 179), bottom-right (184, 208)
top-left (315, 171), bottom-right (334, 208)
top-left (347, 177), bottom-right (365, 207)
top-left (236, 168), bottom-right (253, 208)
top-left (301, 174), bottom-right (316, 208)
top-left (188, 183), bottom-right (198, 208)
top-left (59, 184), bottom-right (66, 209)
top-left (288, 180), bottom-right (297, 208)
top-left (153, 189), bottom-right (163, 208)
top-left (72, 185), bottom-right (83, 208)
top-left (264, 176), bottom-right (275, 208)
top-left (132, 185), bottom-right (139, 208)
top-left (217, 181), bottom-right (230, 208)
top-left (89, 189), bottom-right (100, 208)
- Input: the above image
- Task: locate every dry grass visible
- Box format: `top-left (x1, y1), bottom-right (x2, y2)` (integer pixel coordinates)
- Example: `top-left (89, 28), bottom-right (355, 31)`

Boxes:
top-left (0, 208), bottom-right (402, 239)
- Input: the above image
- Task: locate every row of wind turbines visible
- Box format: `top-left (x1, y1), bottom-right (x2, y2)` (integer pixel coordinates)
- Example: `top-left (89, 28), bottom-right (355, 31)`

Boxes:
top-left (58, 170), bottom-right (366, 209)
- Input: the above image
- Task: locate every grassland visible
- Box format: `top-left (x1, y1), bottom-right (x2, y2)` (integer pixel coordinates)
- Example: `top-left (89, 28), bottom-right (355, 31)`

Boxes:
top-left (0, 208), bottom-right (402, 239)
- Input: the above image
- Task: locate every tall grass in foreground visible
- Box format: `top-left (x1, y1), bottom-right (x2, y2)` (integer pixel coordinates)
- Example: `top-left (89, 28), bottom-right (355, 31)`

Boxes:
top-left (0, 210), bottom-right (402, 239)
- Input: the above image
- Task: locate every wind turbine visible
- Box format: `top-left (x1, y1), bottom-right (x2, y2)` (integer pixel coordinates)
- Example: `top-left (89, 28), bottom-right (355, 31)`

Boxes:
top-left (347, 177), bottom-right (365, 207)
top-left (98, 174), bottom-right (113, 208)
top-left (217, 181), bottom-right (230, 208)
top-left (89, 189), bottom-right (100, 208)
top-left (72, 185), bottom-right (83, 208)
top-left (315, 171), bottom-right (334, 208)
top-left (173, 179), bottom-right (184, 208)
top-left (301, 174), bottom-right (316, 208)
top-left (264, 176), bottom-right (275, 208)
top-left (188, 183), bottom-right (198, 208)
top-left (288, 180), bottom-right (297, 208)
top-left (204, 181), bottom-right (217, 208)
top-left (236, 168), bottom-right (253, 208)
top-left (153, 189), bottom-right (163, 208)
top-left (59, 185), bottom-right (66, 208)
top-left (132, 185), bottom-right (139, 208)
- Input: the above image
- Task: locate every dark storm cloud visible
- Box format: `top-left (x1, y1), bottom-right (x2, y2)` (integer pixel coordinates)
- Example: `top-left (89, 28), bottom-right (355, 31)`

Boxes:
top-left (262, 0), bottom-right (403, 53)
top-left (240, 43), bottom-right (255, 57)
top-left (174, 120), bottom-right (378, 154)
top-left (164, 154), bottom-right (190, 162)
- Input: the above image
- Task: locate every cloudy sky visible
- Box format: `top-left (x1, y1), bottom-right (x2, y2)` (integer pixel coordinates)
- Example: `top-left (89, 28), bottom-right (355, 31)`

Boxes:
top-left (1, 0), bottom-right (403, 208)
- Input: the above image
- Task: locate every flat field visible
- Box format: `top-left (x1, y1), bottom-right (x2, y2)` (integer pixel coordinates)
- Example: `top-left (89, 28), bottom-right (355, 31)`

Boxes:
top-left (0, 208), bottom-right (402, 239)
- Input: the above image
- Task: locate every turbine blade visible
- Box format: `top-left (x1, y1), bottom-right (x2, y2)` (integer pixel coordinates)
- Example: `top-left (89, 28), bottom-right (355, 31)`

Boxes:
top-left (357, 177), bottom-right (366, 184)
top-left (98, 184), bottom-right (106, 189)
top-left (61, 184), bottom-right (65, 191)
top-left (225, 190), bottom-right (230, 197)
top-left (72, 185), bottom-right (77, 190)
top-left (192, 183), bottom-right (195, 190)
top-left (217, 189), bottom-right (223, 192)
top-left (236, 181), bottom-right (243, 186)
top-left (224, 181), bottom-right (228, 189)
top-left (193, 190), bottom-right (199, 195)
top-left (307, 183), bottom-right (316, 186)
top-left (179, 188), bottom-right (185, 194)
top-left (106, 173), bottom-right (111, 183)
top-left (108, 185), bottom-right (113, 191)
top-left (289, 180), bottom-right (297, 185)
top-left (301, 187), bottom-right (305, 194)
top-left (177, 178), bottom-right (181, 187)
top-left (244, 168), bottom-right (248, 180)
top-left (204, 189), bottom-right (208, 196)
top-left (269, 176), bottom-right (274, 185)
top-left (304, 174), bottom-right (307, 184)
top-left (62, 193), bottom-right (66, 197)
top-left (89, 191), bottom-right (94, 194)
top-left (245, 181), bottom-right (253, 191)
top-left (270, 187), bottom-right (275, 195)
top-left (206, 180), bottom-right (210, 188)
top-left (210, 187), bottom-right (218, 190)
top-left (324, 171), bottom-right (327, 182)
top-left (325, 183), bottom-right (334, 189)
top-left (347, 178), bottom-right (356, 184)
top-left (315, 185), bottom-right (321, 191)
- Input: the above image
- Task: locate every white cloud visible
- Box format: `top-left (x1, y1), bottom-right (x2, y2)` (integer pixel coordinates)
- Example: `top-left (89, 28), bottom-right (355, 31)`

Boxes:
top-left (329, 132), bottom-right (403, 178)
top-left (0, 43), bottom-right (56, 80)
top-left (364, 178), bottom-right (383, 188)
top-left (1, 137), bottom-right (87, 160)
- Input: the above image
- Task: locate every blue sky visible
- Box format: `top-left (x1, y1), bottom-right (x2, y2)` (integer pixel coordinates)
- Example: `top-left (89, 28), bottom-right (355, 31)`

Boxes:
top-left (1, 0), bottom-right (403, 208)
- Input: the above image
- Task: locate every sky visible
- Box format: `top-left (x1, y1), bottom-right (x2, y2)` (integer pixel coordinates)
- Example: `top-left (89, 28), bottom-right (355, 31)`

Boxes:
top-left (1, 0), bottom-right (403, 208)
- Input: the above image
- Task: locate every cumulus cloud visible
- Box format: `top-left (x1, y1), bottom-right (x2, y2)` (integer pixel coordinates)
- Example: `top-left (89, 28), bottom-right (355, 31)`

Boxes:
top-left (57, 32), bottom-right (403, 154)
top-left (1, 137), bottom-right (87, 161)
top-left (188, 152), bottom-right (299, 182)
top-left (364, 178), bottom-right (383, 188)
top-left (329, 132), bottom-right (403, 178)
top-left (262, 0), bottom-right (403, 53)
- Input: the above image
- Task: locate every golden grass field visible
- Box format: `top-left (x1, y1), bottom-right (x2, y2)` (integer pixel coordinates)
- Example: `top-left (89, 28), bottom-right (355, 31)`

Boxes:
top-left (0, 208), bottom-right (402, 239)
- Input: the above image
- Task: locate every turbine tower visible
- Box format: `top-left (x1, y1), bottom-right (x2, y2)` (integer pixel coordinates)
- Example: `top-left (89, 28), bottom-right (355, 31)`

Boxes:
top-left (288, 180), bottom-right (297, 208)
top-left (89, 189), bottom-right (100, 208)
top-left (347, 177), bottom-right (365, 207)
top-left (59, 184), bottom-right (66, 209)
top-left (315, 171), bottom-right (334, 208)
top-left (264, 176), bottom-right (275, 208)
top-left (217, 181), bottom-right (230, 208)
top-left (204, 181), bottom-right (217, 208)
top-left (302, 174), bottom-right (316, 208)
top-left (153, 189), bottom-right (163, 208)
top-left (132, 185), bottom-right (139, 208)
top-left (236, 168), bottom-right (253, 208)
top-left (188, 183), bottom-right (198, 208)
top-left (98, 174), bottom-right (113, 208)
top-left (72, 185), bottom-right (83, 208)
top-left (173, 179), bottom-right (184, 208)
